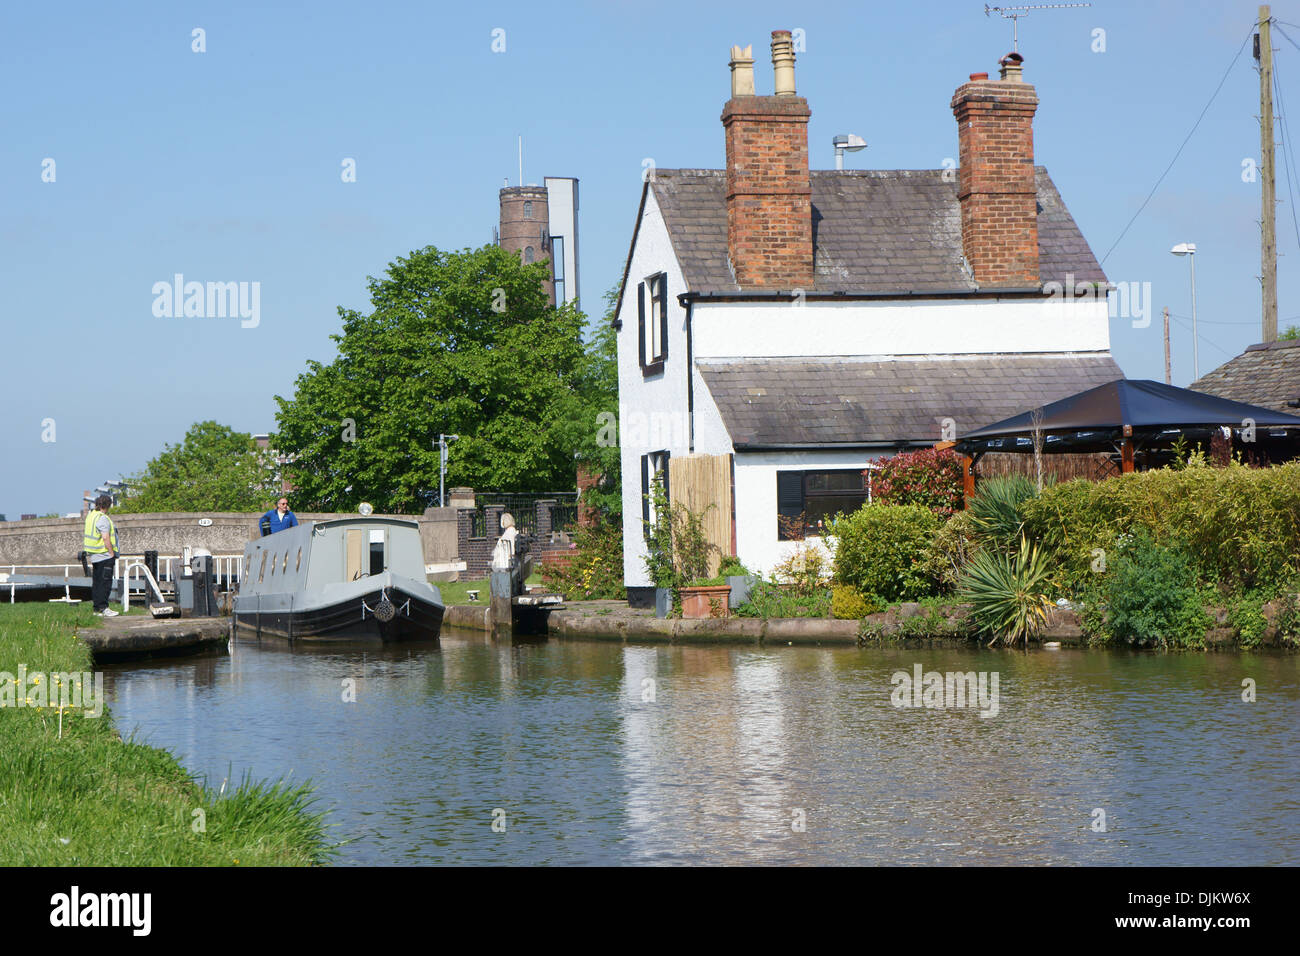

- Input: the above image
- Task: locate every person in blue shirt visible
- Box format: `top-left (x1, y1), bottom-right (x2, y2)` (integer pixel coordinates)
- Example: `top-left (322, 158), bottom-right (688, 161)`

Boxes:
top-left (260, 497), bottom-right (299, 536)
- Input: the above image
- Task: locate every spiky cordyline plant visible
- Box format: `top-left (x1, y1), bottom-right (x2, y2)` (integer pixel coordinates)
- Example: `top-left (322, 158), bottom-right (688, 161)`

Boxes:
top-left (959, 536), bottom-right (1055, 647)
top-left (968, 475), bottom-right (1041, 554)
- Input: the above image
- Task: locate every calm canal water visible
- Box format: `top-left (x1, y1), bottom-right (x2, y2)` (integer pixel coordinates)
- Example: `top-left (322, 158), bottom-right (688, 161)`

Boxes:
top-left (102, 630), bottom-right (1299, 865)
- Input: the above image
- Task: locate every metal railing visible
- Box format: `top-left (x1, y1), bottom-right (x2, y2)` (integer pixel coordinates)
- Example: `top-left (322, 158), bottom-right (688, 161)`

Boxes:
top-left (470, 492), bottom-right (579, 538)
top-left (0, 554), bottom-right (244, 602)
top-left (550, 501), bottom-right (580, 534)
top-left (120, 560), bottom-right (168, 612)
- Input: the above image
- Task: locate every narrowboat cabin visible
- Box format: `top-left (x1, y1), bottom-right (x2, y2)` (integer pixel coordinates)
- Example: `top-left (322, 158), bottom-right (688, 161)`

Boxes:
top-left (232, 517), bottom-right (444, 642)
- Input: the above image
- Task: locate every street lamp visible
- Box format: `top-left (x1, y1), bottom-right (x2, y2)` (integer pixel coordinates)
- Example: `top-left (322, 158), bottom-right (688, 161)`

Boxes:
top-left (833, 134), bottom-right (867, 170)
top-left (436, 434), bottom-right (459, 507)
top-left (1170, 242), bottom-right (1199, 380)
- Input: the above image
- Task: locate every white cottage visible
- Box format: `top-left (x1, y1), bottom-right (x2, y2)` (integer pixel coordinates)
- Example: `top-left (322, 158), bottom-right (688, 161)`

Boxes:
top-left (613, 31), bottom-right (1123, 604)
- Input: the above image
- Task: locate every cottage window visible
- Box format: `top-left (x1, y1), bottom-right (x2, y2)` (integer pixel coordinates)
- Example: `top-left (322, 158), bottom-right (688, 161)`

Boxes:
top-left (523, 200), bottom-right (533, 218)
top-left (641, 450), bottom-right (671, 534)
top-left (638, 273), bottom-right (668, 375)
top-left (777, 469), bottom-right (868, 540)
top-left (524, 246), bottom-right (535, 263)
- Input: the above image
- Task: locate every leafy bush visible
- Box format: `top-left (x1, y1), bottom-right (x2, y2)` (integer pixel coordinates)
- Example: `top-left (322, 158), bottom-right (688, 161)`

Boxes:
top-left (829, 504), bottom-right (939, 602)
top-left (640, 475), bottom-right (722, 595)
top-left (1101, 532), bottom-right (1211, 648)
top-left (718, 556), bottom-right (750, 577)
top-left (856, 596), bottom-right (971, 642)
top-left (1226, 592), bottom-right (1269, 649)
top-left (539, 519), bottom-right (626, 600)
top-left (1021, 463), bottom-right (1300, 593)
top-left (772, 542), bottom-right (831, 590)
top-left (958, 536), bottom-right (1055, 646)
top-left (735, 580), bottom-right (831, 619)
top-left (1277, 587), bottom-right (1300, 647)
top-left (831, 584), bottom-right (884, 620)
top-left (871, 447), bottom-right (965, 518)
top-left (968, 475), bottom-right (1039, 554)
top-left (922, 509), bottom-right (980, 593)
top-left (671, 498), bottom-right (719, 585)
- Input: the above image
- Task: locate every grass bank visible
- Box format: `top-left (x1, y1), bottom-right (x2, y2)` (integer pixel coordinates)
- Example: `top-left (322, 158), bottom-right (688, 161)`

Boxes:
top-left (0, 604), bottom-right (333, 865)
top-left (436, 572), bottom-right (541, 606)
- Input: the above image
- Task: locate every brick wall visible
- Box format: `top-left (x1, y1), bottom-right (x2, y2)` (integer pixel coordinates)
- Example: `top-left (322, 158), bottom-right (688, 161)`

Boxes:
top-left (457, 505), bottom-right (504, 579)
top-left (950, 68), bottom-right (1039, 288)
top-left (536, 543), bottom-right (580, 568)
top-left (576, 466), bottom-right (599, 528)
top-left (722, 95), bottom-right (813, 288)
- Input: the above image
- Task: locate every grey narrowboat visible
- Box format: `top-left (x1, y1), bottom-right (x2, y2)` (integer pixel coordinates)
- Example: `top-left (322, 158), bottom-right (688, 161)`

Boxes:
top-left (232, 517), bottom-right (444, 642)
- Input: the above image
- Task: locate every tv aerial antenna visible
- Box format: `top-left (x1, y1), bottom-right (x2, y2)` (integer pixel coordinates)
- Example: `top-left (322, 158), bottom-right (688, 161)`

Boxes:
top-left (985, 3), bottom-right (1091, 52)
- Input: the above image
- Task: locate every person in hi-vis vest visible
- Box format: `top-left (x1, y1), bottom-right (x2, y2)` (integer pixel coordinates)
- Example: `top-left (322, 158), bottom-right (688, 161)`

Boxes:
top-left (83, 494), bottom-right (120, 616)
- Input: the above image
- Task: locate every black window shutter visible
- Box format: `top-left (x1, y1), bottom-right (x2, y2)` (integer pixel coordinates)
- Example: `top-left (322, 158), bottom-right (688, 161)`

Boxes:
top-left (661, 450), bottom-right (671, 506)
top-left (657, 274), bottom-right (669, 361)
top-left (641, 454), bottom-right (650, 528)
top-left (637, 282), bottom-right (646, 369)
top-left (777, 471), bottom-right (804, 529)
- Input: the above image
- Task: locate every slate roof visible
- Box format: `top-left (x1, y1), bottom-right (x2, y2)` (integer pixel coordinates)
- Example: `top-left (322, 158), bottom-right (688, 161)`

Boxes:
top-left (1190, 339), bottom-right (1300, 414)
top-left (697, 354), bottom-right (1125, 447)
top-left (648, 167), bottom-right (1106, 295)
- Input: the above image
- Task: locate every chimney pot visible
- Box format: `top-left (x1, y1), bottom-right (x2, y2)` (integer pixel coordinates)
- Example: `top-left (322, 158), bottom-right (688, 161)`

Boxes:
top-left (999, 52), bottom-right (1025, 82)
top-left (969, 72), bottom-right (989, 81)
top-left (729, 44), bottom-right (755, 97)
top-left (771, 29), bottom-right (796, 95)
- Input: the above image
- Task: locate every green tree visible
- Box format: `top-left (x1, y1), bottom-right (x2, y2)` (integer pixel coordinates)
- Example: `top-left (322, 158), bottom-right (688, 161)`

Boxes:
top-left (273, 244), bottom-right (608, 513)
top-left (1281, 325), bottom-right (1299, 341)
top-left (116, 421), bottom-right (278, 513)
top-left (569, 287), bottom-right (622, 518)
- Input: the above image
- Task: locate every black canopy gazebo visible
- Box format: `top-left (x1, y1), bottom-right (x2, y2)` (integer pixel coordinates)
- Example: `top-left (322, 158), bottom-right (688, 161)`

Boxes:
top-left (953, 379), bottom-right (1300, 473)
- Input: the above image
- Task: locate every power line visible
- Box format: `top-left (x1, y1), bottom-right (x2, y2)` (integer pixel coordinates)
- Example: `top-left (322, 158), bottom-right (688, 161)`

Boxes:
top-left (1166, 312), bottom-right (1238, 360)
top-left (1274, 22), bottom-right (1300, 54)
top-left (1273, 45), bottom-right (1300, 251)
top-left (1169, 313), bottom-right (1264, 326)
top-left (1099, 25), bottom-right (1256, 265)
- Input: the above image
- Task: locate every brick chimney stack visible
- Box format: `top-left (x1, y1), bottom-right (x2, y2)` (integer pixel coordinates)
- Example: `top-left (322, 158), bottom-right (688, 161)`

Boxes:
top-left (950, 53), bottom-right (1040, 288)
top-left (722, 30), bottom-right (813, 289)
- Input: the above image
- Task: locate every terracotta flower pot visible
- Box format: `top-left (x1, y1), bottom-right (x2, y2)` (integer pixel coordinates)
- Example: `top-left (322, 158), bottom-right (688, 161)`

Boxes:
top-left (679, 585), bottom-right (731, 619)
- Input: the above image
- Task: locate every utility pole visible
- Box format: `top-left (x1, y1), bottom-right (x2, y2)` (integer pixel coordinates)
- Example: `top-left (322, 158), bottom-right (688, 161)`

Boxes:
top-left (1258, 5), bottom-right (1278, 343)
top-left (436, 434), bottom-right (459, 507)
top-left (1170, 304), bottom-right (1180, 382)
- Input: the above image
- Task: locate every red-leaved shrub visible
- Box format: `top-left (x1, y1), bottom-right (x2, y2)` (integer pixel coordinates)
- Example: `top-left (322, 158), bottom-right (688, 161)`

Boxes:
top-left (868, 447), bottom-right (965, 519)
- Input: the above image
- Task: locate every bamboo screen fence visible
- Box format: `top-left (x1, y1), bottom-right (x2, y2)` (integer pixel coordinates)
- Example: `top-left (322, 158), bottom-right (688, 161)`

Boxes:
top-left (667, 453), bottom-right (734, 577)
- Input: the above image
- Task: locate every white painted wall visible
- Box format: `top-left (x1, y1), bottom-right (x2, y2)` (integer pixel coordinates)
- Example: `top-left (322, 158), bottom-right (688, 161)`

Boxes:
top-left (732, 449), bottom-right (887, 579)
top-left (692, 296), bottom-right (1111, 359)
top-left (617, 190), bottom-right (691, 588)
top-left (690, 365), bottom-right (734, 457)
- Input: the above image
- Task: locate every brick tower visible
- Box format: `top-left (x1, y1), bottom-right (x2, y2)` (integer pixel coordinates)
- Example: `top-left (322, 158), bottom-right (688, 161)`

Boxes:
top-left (498, 185), bottom-right (554, 305)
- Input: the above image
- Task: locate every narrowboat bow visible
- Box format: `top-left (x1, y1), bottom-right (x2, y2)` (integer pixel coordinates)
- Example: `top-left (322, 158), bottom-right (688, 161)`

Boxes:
top-left (232, 517), bottom-right (444, 642)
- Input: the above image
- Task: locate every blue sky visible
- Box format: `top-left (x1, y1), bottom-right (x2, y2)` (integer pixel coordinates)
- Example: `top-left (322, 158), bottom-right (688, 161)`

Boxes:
top-left (3, 0), bottom-right (1298, 515)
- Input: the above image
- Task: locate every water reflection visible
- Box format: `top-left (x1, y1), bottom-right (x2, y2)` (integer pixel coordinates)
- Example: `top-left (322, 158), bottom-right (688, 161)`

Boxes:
top-left (100, 633), bottom-right (1300, 865)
